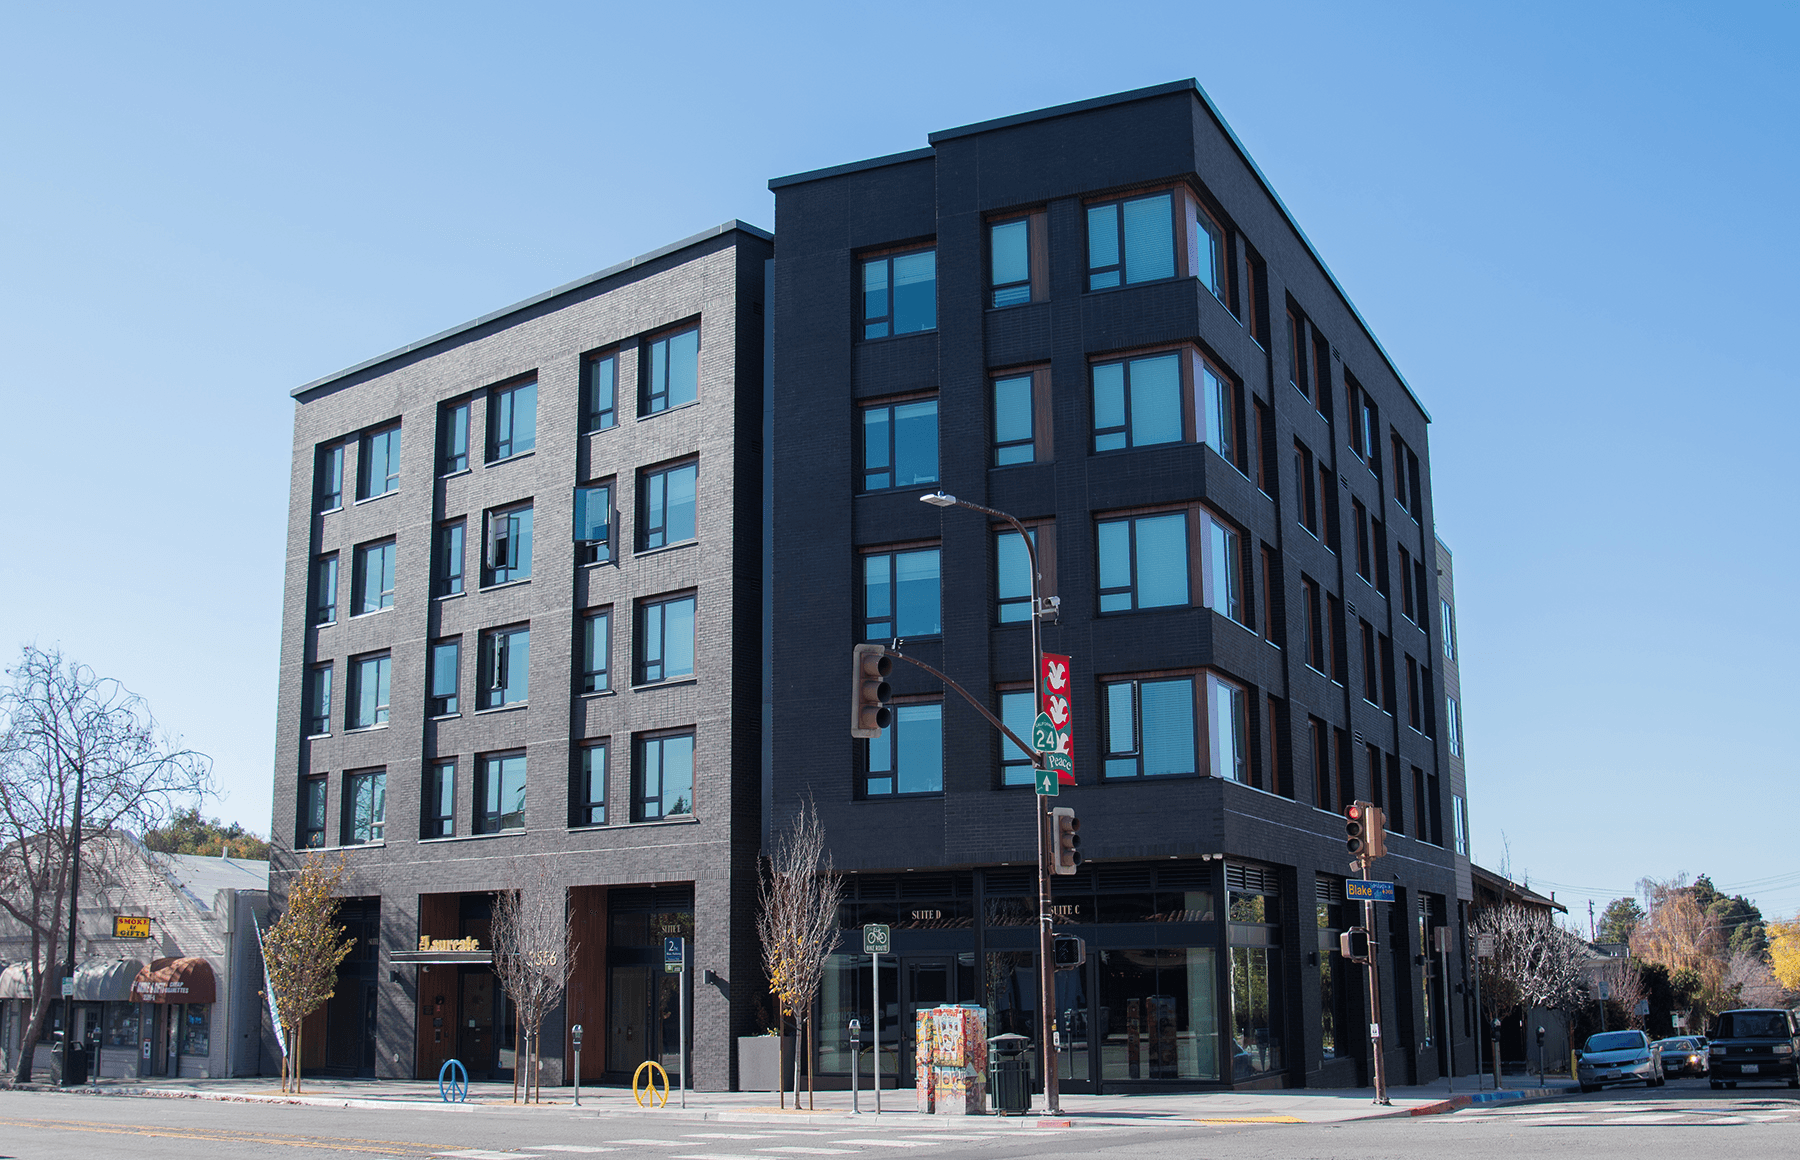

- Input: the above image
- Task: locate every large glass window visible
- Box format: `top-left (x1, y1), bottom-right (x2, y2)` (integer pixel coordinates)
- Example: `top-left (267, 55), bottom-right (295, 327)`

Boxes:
top-left (1441, 598), bottom-right (1456, 660)
top-left (575, 482), bottom-right (614, 565)
top-left (865, 702), bottom-right (942, 797)
top-left (861, 399), bottom-right (938, 491)
top-left (583, 351), bottom-right (618, 431)
top-left (298, 776), bottom-right (326, 848)
top-left (640, 461), bottom-right (698, 549)
top-left (429, 638), bottom-right (460, 717)
top-left (1208, 674), bottom-right (1249, 783)
top-left (1103, 677), bottom-right (1196, 779)
top-left (1446, 696), bottom-right (1462, 757)
top-left (1453, 795), bottom-right (1467, 856)
top-left (1087, 192), bottom-right (1174, 290)
top-left (1097, 947), bottom-right (1219, 1081)
top-left (644, 326), bottom-right (700, 414)
top-left (352, 539), bottom-right (396, 614)
top-left (436, 521), bottom-right (465, 597)
top-left (343, 769), bottom-right (386, 845)
top-left (476, 751), bottom-right (526, 833)
top-left (440, 399), bottom-right (470, 474)
top-left (305, 664), bottom-right (332, 736)
top-left (424, 760), bottom-right (455, 838)
top-left (863, 548), bottom-right (940, 640)
top-left (635, 731), bottom-right (695, 820)
top-left (990, 218), bottom-right (1031, 307)
top-left (582, 609), bottom-right (611, 694)
top-left (995, 528), bottom-right (1039, 624)
top-left (1092, 352), bottom-right (1181, 452)
top-left (1000, 689), bottom-right (1035, 787)
top-left (1200, 360), bottom-right (1237, 464)
top-left (1191, 203), bottom-right (1226, 300)
top-left (1097, 511), bottom-right (1187, 612)
top-left (357, 424), bottom-right (400, 500)
top-left (862, 249), bottom-right (936, 339)
top-left (574, 741), bottom-right (607, 826)
top-left (1202, 512), bottom-right (1242, 624)
top-left (316, 443), bottom-right (344, 511)
top-left (483, 504), bottom-right (533, 585)
top-left (992, 373), bottom-right (1036, 466)
top-left (347, 653), bottom-right (390, 729)
top-left (1317, 887), bottom-right (1347, 1061)
top-left (637, 594), bottom-right (696, 684)
top-left (1229, 945), bottom-right (1282, 1077)
top-left (488, 380), bottom-right (537, 461)
top-left (311, 554), bottom-right (338, 625)
top-left (479, 625), bottom-right (529, 708)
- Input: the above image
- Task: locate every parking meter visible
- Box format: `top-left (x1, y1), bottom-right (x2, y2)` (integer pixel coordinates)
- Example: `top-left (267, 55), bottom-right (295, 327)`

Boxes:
top-left (571, 1024), bottom-right (584, 1105)
top-left (1536, 1026), bottom-right (1546, 1047)
top-left (849, 1019), bottom-right (863, 1113)
top-left (572, 1024), bottom-right (583, 1049)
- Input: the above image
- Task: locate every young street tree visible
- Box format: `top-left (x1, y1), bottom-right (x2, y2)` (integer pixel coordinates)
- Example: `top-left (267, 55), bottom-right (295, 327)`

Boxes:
top-left (489, 865), bottom-right (577, 1104)
top-left (0, 645), bottom-right (213, 1083)
top-left (262, 852), bottom-right (354, 1093)
top-left (757, 799), bottom-right (843, 1111)
top-left (1472, 904), bottom-right (1592, 1053)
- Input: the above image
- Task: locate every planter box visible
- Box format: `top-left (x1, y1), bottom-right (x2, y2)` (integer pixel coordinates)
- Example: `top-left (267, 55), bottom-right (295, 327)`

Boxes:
top-left (737, 1036), bottom-right (794, 1092)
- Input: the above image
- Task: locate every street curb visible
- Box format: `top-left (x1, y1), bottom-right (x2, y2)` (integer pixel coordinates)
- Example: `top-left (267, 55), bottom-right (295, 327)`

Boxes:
top-left (1371, 1085), bottom-right (1579, 1119)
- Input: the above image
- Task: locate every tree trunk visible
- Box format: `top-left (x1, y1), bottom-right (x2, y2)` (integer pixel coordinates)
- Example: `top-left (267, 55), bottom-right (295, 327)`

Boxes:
top-left (513, 1022), bottom-right (522, 1103)
top-left (294, 1021), bottom-right (303, 1094)
top-left (806, 1014), bottom-right (814, 1110)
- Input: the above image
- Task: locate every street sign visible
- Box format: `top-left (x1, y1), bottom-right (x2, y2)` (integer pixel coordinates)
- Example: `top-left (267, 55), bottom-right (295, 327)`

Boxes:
top-left (664, 936), bottom-right (685, 974)
top-left (1346, 879), bottom-right (1395, 903)
top-left (1032, 712), bottom-right (1059, 753)
top-left (1044, 752), bottom-right (1072, 777)
top-left (1476, 935), bottom-right (1495, 958)
top-left (1035, 764), bottom-right (1060, 797)
top-left (1041, 652), bottom-right (1075, 784)
top-left (1636, 999), bottom-right (1650, 1017)
top-left (61, 977), bottom-right (74, 997)
top-left (863, 924), bottom-right (890, 955)
top-left (1597, 981), bottom-right (1610, 1000)
top-left (114, 915), bottom-right (150, 939)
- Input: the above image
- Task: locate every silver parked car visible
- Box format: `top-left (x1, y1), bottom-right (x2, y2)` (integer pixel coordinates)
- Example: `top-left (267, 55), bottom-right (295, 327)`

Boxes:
top-left (1577, 1029), bottom-right (1664, 1092)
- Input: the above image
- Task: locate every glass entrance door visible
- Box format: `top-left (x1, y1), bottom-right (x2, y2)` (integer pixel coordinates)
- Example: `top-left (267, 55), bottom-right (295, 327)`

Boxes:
top-left (896, 958), bottom-right (950, 1085)
top-left (606, 966), bottom-right (685, 1084)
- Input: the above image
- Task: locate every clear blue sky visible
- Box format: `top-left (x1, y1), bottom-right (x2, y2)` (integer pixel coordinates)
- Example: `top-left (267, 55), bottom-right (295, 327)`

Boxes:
top-left (4, 2), bottom-right (1795, 926)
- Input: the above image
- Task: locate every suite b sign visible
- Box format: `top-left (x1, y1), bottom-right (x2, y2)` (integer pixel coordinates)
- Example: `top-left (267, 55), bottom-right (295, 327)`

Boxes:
top-left (114, 915), bottom-right (151, 939)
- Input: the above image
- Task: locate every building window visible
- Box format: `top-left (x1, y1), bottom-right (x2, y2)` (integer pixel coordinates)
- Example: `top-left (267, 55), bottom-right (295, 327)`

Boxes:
top-left (1441, 599), bottom-right (1456, 660)
top-left (1310, 718), bottom-right (1331, 809)
top-left (1352, 500), bottom-right (1372, 581)
top-left (475, 751), bottom-right (526, 833)
top-left (995, 527), bottom-right (1050, 625)
top-left (639, 460), bottom-right (698, 549)
top-left (429, 638), bottom-right (460, 717)
top-left (862, 249), bottom-right (936, 339)
top-left (1200, 360), bottom-right (1238, 465)
top-left (1253, 399), bottom-right (1275, 495)
top-left (347, 652), bottom-right (390, 729)
top-left (635, 731), bottom-right (695, 820)
top-left (989, 213), bottom-right (1044, 307)
top-left (573, 741), bottom-right (607, 827)
top-left (1398, 544), bottom-right (1416, 622)
top-left (430, 521), bottom-right (464, 598)
top-left (865, 702), bottom-right (942, 796)
top-left (1348, 380), bottom-right (1378, 470)
top-left (1372, 518), bottom-right (1391, 595)
top-left (1208, 673), bottom-right (1250, 783)
top-left (575, 482), bottom-right (614, 564)
top-left (1260, 544), bottom-right (1281, 644)
top-left (1265, 695), bottom-right (1289, 796)
top-left (478, 625), bottom-right (529, 709)
top-left (357, 424), bottom-right (400, 500)
top-left (643, 325), bottom-right (700, 414)
top-left (863, 547), bottom-right (940, 640)
top-left (305, 664), bottom-right (332, 737)
top-left (1103, 676), bottom-right (1196, 780)
top-left (1360, 621), bottom-right (1379, 705)
top-left (1379, 633), bottom-right (1396, 715)
top-left (311, 555), bottom-right (338, 626)
top-left (1202, 511), bottom-right (1243, 625)
top-left (992, 370), bottom-right (1047, 466)
top-left (1191, 202), bottom-right (1226, 299)
top-left (1287, 308), bottom-right (1311, 408)
top-left (636, 594), bottom-right (695, 684)
top-left (1453, 795), bottom-right (1467, 856)
top-left (1097, 511), bottom-right (1187, 612)
top-left (861, 398), bottom-right (938, 490)
top-left (343, 769), bottom-right (386, 845)
top-left (440, 399), bottom-right (470, 474)
top-left (581, 609), bottom-right (610, 693)
top-left (1301, 576), bottom-right (1325, 672)
top-left (487, 380), bottom-right (537, 462)
top-left (1092, 351), bottom-right (1181, 452)
top-left (483, 504), bottom-right (533, 586)
top-left (1328, 595), bottom-right (1348, 684)
top-left (424, 760), bottom-right (455, 838)
top-left (1446, 695), bottom-right (1462, 757)
top-left (316, 444), bottom-right (344, 511)
top-left (1293, 442), bottom-right (1318, 535)
top-left (352, 539), bottom-right (396, 614)
top-left (1406, 656), bottom-right (1423, 731)
top-left (298, 776), bottom-right (326, 848)
top-left (1087, 192), bottom-right (1174, 289)
top-left (583, 351), bottom-right (618, 431)
top-left (999, 689), bottom-right (1036, 787)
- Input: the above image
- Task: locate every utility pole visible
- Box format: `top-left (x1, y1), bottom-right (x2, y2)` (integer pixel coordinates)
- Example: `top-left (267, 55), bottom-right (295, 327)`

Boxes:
top-left (1361, 855), bottom-right (1388, 1105)
top-left (1588, 899), bottom-right (1596, 941)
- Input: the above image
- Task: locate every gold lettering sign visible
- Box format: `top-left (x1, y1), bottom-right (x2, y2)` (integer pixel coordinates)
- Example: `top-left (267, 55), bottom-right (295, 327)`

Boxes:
top-left (114, 915), bottom-right (151, 939)
top-left (416, 936), bottom-right (482, 952)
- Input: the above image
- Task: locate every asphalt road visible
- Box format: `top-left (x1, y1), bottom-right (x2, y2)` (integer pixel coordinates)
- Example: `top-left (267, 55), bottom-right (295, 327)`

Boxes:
top-left (1, 1079), bottom-right (1796, 1160)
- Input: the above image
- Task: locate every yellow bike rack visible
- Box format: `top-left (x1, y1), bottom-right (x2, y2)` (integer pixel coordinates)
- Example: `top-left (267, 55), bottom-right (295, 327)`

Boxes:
top-left (632, 1060), bottom-right (671, 1108)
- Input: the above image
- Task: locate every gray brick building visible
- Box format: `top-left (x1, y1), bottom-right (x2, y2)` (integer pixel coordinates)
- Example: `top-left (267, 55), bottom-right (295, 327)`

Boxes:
top-left (272, 222), bottom-right (771, 1089)
top-left (766, 81), bottom-right (1476, 1091)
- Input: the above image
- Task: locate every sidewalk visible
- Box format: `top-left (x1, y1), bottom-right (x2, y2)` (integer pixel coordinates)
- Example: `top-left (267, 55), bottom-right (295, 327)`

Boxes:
top-left (3, 1071), bottom-right (1577, 1126)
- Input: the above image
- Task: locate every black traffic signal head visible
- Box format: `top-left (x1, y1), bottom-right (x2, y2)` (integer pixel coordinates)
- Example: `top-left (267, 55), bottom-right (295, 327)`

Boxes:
top-left (1339, 927), bottom-right (1371, 963)
top-left (1365, 805), bottom-right (1388, 859)
top-left (1052, 934), bottom-right (1086, 969)
top-left (1052, 807), bottom-right (1081, 875)
top-left (851, 644), bottom-right (893, 739)
top-left (1345, 800), bottom-right (1372, 857)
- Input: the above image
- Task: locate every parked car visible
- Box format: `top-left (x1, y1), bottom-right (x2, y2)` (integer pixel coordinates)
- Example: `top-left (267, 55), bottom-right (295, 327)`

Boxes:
top-left (1655, 1036), bottom-right (1708, 1078)
top-left (1577, 1029), bottom-right (1663, 1092)
top-left (1708, 1009), bottom-right (1800, 1089)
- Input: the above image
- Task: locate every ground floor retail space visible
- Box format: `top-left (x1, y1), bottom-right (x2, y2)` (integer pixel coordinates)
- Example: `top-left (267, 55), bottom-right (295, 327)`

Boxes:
top-left (0, 955), bottom-right (222, 1079)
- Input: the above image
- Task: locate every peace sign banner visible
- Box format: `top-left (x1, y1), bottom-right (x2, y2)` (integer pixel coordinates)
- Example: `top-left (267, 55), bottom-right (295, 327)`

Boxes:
top-left (1041, 652), bottom-right (1075, 785)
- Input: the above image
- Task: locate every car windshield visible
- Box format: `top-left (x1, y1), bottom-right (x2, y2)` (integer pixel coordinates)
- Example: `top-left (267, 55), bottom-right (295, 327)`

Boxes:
top-left (1586, 1032), bottom-right (1643, 1052)
top-left (1665, 1038), bottom-right (1694, 1050)
top-left (1717, 1012), bottom-right (1789, 1039)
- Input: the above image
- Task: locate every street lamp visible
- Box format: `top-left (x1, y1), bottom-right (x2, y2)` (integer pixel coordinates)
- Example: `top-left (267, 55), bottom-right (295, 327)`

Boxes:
top-left (919, 490), bottom-right (1061, 1114)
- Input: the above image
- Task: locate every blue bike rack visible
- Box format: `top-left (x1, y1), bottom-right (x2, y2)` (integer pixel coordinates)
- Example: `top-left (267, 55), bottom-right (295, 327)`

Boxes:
top-left (438, 1058), bottom-right (470, 1103)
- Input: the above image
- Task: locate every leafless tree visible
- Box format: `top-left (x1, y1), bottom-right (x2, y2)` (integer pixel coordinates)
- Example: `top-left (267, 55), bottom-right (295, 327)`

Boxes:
top-left (1473, 904), bottom-right (1593, 1048)
top-left (1721, 949), bottom-right (1787, 1009)
top-left (490, 864), bottom-right (576, 1104)
top-left (1598, 957), bottom-right (1648, 1029)
top-left (757, 798), bottom-right (843, 1110)
top-left (0, 646), bottom-right (213, 1082)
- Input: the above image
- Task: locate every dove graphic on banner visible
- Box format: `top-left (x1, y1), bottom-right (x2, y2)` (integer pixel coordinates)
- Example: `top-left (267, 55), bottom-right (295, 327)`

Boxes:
top-left (1040, 652), bottom-right (1075, 784)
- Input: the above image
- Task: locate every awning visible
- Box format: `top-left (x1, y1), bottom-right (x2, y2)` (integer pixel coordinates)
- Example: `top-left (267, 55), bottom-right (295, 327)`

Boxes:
top-left (0, 962), bottom-right (28, 1000)
top-left (131, 956), bottom-right (216, 1004)
top-left (76, 957), bottom-right (146, 1001)
top-left (390, 949), bottom-right (492, 965)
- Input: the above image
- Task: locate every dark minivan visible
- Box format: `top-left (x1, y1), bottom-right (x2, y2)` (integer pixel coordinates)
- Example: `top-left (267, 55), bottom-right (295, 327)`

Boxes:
top-left (1708, 1008), bottom-right (1800, 1089)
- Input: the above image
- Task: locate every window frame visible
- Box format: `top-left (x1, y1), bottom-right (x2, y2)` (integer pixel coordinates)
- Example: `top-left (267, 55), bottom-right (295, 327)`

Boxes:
top-left (581, 608), bottom-right (611, 694)
top-left (1200, 509), bottom-right (1246, 626)
top-left (352, 538), bottom-right (396, 615)
top-left (987, 210), bottom-right (1048, 308)
top-left (638, 458), bottom-right (699, 550)
top-left (1096, 507), bottom-right (1191, 614)
top-left (298, 775), bottom-right (327, 849)
top-left (860, 395), bottom-right (940, 491)
top-left (482, 502), bottom-right (534, 587)
top-left (575, 481), bottom-right (615, 565)
top-left (991, 367), bottom-right (1051, 467)
top-left (583, 349), bottom-right (619, 432)
top-left (1206, 672), bottom-right (1251, 784)
top-left (346, 651), bottom-right (391, 730)
top-left (572, 740), bottom-right (607, 827)
top-left (305, 663), bottom-right (332, 737)
top-left (311, 554), bottom-right (338, 626)
top-left (342, 768), bottom-right (387, 846)
top-left (436, 520), bottom-right (466, 597)
top-left (634, 729), bottom-right (696, 821)
top-left (642, 323), bottom-right (701, 415)
top-left (1090, 348), bottom-right (1187, 453)
top-left (1446, 695), bottom-right (1462, 757)
top-left (997, 686), bottom-right (1037, 787)
top-left (487, 378), bottom-right (538, 463)
top-left (439, 398), bottom-right (471, 475)
top-left (1301, 576), bottom-right (1325, 673)
top-left (315, 443), bottom-right (344, 512)
top-left (357, 424), bottom-right (401, 501)
top-left (994, 523), bottom-right (1055, 626)
top-left (862, 699), bottom-right (944, 798)
top-left (428, 637), bottom-right (460, 718)
top-left (860, 246), bottom-right (937, 340)
top-left (423, 760), bottom-right (455, 839)
top-left (861, 544), bottom-right (942, 641)
top-left (478, 623), bottom-right (530, 710)
top-left (1085, 189), bottom-right (1178, 291)
top-left (475, 750), bottom-right (527, 834)
top-left (1101, 673), bottom-right (1199, 781)
top-left (635, 592), bottom-right (697, 685)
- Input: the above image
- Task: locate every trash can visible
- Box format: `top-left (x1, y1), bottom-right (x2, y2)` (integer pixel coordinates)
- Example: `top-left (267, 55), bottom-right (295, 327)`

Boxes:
top-left (987, 1033), bottom-right (1032, 1115)
top-left (48, 1036), bottom-right (88, 1086)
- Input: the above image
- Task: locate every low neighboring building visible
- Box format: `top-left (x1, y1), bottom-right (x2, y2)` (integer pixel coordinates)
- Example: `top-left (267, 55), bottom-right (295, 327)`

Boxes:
top-left (0, 833), bottom-right (268, 1079)
top-left (1469, 863), bottom-right (1572, 1068)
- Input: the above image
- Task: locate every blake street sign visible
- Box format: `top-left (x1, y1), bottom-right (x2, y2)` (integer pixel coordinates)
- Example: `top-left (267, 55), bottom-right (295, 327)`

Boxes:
top-left (1346, 879), bottom-right (1395, 903)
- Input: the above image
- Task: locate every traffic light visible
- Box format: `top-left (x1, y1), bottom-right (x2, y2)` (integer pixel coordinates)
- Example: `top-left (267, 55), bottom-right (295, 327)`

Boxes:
top-left (1052, 934), bottom-right (1086, 969)
top-left (1339, 927), bottom-right (1371, 963)
top-left (1051, 807), bottom-right (1080, 875)
top-left (851, 644), bottom-right (893, 739)
top-left (1364, 805), bottom-right (1388, 859)
top-left (1346, 800), bottom-right (1389, 860)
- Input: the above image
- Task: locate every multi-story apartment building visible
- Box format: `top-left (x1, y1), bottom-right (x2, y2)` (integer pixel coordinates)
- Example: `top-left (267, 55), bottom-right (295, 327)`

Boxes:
top-left (767, 81), bottom-right (1475, 1091)
top-left (272, 222), bottom-right (771, 1088)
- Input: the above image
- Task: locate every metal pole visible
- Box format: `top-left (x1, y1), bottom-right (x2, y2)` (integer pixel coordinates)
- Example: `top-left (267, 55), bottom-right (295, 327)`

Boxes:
top-left (1362, 857), bottom-right (1388, 1104)
top-left (1440, 934), bottom-right (1453, 1094)
top-left (1473, 943), bottom-right (1486, 1090)
top-left (60, 762), bottom-right (86, 1086)
top-left (680, 940), bottom-right (689, 1108)
top-left (872, 952), bottom-right (881, 1114)
top-left (850, 1019), bottom-right (860, 1114)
